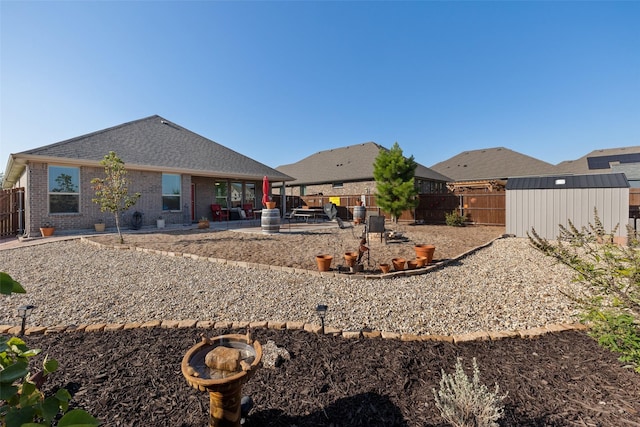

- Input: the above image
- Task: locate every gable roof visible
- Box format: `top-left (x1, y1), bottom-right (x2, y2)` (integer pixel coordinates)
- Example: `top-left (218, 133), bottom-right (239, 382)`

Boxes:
top-left (430, 147), bottom-right (557, 182)
top-left (506, 173), bottom-right (629, 190)
top-left (275, 142), bottom-right (451, 186)
top-left (554, 146), bottom-right (640, 175)
top-left (3, 115), bottom-right (292, 188)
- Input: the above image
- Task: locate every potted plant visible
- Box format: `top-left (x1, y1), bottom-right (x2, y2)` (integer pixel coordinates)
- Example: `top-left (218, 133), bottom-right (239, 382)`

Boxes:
top-left (94, 218), bottom-right (106, 232)
top-left (39, 221), bottom-right (55, 237)
top-left (198, 217), bottom-right (210, 229)
top-left (157, 215), bottom-right (165, 229)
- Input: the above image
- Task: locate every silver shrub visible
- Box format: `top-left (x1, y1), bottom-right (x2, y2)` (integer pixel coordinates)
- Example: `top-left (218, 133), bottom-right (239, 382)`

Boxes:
top-left (432, 357), bottom-right (507, 427)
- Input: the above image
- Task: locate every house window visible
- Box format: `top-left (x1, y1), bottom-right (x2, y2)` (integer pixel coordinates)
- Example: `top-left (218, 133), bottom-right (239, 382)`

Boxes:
top-left (245, 182), bottom-right (255, 205)
top-left (230, 182), bottom-right (243, 207)
top-left (48, 165), bottom-right (79, 213)
top-left (162, 173), bottom-right (181, 210)
top-left (332, 182), bottom-right (343, 189)
top-left (215, 181), bottom-right (228, 207)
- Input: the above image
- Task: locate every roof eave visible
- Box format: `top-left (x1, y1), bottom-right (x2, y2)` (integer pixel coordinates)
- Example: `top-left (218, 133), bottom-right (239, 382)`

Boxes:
top-left (2, 153), bottom-right (294, 187)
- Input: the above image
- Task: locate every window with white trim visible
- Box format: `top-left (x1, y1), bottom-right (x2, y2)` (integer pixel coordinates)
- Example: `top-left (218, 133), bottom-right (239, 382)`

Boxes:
top-left (49, 165), bottom-right (80, 213)
top-left (162, 173), bottom-right (181, 210)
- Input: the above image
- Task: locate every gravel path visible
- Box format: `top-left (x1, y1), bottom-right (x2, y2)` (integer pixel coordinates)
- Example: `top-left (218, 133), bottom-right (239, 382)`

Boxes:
top-left (0, 237), bottom-right (584, 336)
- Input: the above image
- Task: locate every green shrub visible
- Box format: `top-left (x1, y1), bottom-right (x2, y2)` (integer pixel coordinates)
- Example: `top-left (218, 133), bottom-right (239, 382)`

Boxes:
top-left (445, 210), bottom-right (466, 227)
top-left (0, 272), bottom-right (100, 426)
top-left (528, 209), bottom-right (640, 373)
top-left (432, 358), bottom-right (506, 427)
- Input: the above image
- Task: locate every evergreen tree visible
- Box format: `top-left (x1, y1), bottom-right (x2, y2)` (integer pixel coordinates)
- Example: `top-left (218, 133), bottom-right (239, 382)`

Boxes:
top-left (91, 151), bottom-right (141, 244)
top-left (373, 142), bottom-right (419, 223)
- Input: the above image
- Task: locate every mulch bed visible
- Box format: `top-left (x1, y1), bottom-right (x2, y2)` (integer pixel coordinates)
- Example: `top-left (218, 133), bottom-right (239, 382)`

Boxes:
top-left (25, 326), bottom-right (640, 426)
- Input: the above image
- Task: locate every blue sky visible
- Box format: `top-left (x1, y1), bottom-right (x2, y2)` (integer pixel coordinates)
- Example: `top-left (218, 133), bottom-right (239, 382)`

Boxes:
top-left (1, 1), bottom-right (638, 174)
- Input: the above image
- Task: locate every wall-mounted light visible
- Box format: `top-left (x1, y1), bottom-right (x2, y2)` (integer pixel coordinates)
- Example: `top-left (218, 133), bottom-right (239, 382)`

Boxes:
top-left (18, 304), bottom-right (35, 336)
top-left (316, 304), bottom-right (328, 334)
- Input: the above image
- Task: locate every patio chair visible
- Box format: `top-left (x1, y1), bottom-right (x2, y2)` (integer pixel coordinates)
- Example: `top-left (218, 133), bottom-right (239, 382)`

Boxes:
top-left (211, 204), bottom-right (229, 222)
top-left (242, 203), bottom-right (257, 220)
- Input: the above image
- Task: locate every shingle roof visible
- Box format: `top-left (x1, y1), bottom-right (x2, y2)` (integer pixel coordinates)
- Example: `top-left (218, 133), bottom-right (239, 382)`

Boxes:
top-left (275, 142), bottom-right (451, 185)
top-left (506, 173), bottom-right (629, 190)
top-left (554, 146), bottom-right (640, 175)
top-left (10, 115), bottom-right (292, 182)
top-left (430, 147), bottom-right (557, 181)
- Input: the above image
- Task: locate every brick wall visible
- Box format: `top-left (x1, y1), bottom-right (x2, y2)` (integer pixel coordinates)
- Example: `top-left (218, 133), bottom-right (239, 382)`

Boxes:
top-left (277, 180), bottom-right (378, 197)
top-left (25, 161), bottom-right (189, 235)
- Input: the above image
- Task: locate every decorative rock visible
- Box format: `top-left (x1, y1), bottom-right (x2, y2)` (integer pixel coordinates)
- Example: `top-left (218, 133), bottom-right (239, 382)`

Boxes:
top-left (205, 346), bottom-right (241, 371)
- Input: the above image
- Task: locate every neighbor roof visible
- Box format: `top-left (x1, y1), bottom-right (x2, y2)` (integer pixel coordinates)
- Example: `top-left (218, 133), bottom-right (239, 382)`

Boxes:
top-left (430, 147), bottom-right (558, 182)
top-left (554, 146), bottom-right (640, 175)
top-left (275, 142), bottom-right (451, 186)
top-left (506, 173), bottom-right (629, 190)
top-left (3, 115), bottom-right (292, 188)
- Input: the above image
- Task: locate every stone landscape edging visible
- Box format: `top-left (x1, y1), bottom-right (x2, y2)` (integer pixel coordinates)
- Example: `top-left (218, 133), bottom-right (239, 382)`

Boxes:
top-left (0, 320), bottom-right (589, 344)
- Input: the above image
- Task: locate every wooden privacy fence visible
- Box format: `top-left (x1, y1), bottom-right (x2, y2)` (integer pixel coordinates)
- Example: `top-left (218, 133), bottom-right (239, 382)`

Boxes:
top-left (0, 188), bottom-right (24, 238)
top-left (292, 192), bottom-right (506, 225)
top-left (417, 193), bottom-right (506, 225)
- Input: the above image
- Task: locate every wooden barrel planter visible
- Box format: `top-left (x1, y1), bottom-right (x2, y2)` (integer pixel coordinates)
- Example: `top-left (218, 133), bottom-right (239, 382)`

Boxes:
top-left (261, 208), bottom-right (280, 234)
top-left (353, 205), bottom-right (365, 224)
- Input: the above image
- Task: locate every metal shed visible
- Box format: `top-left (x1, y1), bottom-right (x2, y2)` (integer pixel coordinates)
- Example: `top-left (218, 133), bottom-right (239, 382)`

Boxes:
top-left (506, 173), bottom-right (629, 239)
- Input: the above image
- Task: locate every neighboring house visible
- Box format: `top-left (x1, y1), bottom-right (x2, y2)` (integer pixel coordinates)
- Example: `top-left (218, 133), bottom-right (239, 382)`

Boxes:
top-left (555, 146), bottom-right (640, 186)
top-left (275, 142), bottom-right (451, 197)
top-left (2, 115), bottom-right (293, 236)
top-left (429, 147), bottom-right (558, 192)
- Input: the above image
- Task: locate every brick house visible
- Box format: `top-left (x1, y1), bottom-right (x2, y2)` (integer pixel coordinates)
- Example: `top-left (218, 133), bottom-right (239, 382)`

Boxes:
top-left (2, 115), bottom-right (292, 236)
top-left (275, 142), bottom-right (451, 197)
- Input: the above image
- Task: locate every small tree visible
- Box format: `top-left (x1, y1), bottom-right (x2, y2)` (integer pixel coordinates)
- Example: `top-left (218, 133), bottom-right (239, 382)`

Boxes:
top-left (373, 142), bottom-right (419, 223)
top-left (91, 152), bottom-right (141, 244)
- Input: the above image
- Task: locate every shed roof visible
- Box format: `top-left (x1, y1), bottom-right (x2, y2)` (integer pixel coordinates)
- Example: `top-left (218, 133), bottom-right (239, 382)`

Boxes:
top-left (506, 173), bottom-right (630, 190)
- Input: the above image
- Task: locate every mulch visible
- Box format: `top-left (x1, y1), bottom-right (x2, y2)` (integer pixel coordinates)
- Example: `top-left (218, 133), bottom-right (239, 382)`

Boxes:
top-left (25, 326), bottom-right (640, 426)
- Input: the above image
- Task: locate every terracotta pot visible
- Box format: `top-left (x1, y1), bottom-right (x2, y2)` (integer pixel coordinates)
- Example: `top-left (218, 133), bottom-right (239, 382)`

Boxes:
top-left (391, 257), bottom-right (405, 271)
top-left (40, 227), bottom-right (55, 237)
top-left (407, 259), bottom-right (419, 270)
top-left (415, 256), bottom-right (428, 267)
top-left (316, 255), bottom-right (333, 272)
top-left (94, 223), bottom-right (106, 232)
top-left (344, 252), bottom-right (358, 267)
top-left (265, 201), bottom-right (276, 209)
top-left (414, 244), bottom-right (435, 264)
top-left (379, 263), bottom-right (391, 274)
top-left (198, 221), bottom-right (209, 229)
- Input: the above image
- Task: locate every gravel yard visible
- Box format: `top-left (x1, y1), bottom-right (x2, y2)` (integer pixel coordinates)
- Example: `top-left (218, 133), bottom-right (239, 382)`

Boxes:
top-left (0, 224), bottom-right (584, 336)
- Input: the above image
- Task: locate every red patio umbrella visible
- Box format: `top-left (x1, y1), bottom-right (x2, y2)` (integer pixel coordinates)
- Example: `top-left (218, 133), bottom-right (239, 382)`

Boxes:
top-left (262, 176), bottom-right (270, 207)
